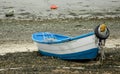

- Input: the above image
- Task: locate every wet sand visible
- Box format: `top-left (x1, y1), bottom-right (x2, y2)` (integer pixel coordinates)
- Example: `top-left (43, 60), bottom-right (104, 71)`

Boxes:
top-left (0, 48), bottom-right (120, 74)
top-left (0, 18), bottom-right (120, 73)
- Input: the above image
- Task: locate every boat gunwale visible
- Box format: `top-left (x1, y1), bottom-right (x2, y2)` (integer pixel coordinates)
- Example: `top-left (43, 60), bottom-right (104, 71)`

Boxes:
top-left (32, 32), bottom-right (94, 44)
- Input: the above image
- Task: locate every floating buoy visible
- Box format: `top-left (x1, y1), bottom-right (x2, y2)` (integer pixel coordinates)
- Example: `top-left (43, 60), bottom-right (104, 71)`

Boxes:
top-left (50, 5), bottom-right (58, 9)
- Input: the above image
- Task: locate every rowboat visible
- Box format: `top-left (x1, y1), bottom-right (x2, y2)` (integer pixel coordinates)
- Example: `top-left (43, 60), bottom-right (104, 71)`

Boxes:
top-left (32, 32), bottom-right (99, 60)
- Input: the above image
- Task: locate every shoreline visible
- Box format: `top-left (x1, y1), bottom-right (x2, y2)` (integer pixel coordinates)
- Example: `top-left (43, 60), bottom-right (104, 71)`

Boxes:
top-left (0, 16), bottom-right (120, 21)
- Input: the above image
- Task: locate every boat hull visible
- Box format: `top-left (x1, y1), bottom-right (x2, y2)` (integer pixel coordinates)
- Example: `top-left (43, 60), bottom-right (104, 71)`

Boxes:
top-left (33, 32), bottom-right (99, 60)
top-left (39, 48), bottom-right (99, 60)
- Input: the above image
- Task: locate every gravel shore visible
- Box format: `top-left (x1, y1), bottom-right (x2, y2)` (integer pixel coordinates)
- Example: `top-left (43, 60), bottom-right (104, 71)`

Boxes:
top-left (0, 18), bottom-right (120, 73)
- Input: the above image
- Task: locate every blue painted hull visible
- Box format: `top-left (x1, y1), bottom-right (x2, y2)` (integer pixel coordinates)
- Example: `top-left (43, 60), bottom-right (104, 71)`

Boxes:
top-left (39, 48), bottom-right (99, 60)
top-left (32, 32), bottom-right (99, 60)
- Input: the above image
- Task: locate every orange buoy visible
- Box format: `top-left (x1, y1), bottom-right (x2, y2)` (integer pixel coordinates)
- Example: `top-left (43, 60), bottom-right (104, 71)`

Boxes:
top-left (50, 5), bottom-right (58, 9)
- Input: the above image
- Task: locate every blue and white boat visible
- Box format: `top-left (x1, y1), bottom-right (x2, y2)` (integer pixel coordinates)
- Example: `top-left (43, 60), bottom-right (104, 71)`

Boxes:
top-left (32, 32), bottom-right (99, 60)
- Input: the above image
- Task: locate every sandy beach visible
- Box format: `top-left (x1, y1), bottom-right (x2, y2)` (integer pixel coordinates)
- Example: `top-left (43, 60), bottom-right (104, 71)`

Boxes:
top-left (0, 19), bottom-right (120, 74)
